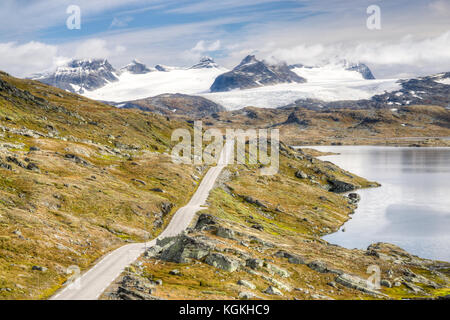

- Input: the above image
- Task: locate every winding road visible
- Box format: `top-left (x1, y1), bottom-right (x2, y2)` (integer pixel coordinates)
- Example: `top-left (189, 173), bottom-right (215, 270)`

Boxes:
top-left (51, 138), bottom-right (235, 300)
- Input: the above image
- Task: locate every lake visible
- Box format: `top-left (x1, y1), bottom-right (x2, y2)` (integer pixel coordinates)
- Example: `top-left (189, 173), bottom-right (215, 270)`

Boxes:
top-left (310, 146), bottom-right (450, 262)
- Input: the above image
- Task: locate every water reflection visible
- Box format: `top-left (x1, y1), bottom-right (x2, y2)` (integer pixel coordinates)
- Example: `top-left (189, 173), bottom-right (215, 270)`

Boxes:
top-left (311, 146), bottom-right (450, 262)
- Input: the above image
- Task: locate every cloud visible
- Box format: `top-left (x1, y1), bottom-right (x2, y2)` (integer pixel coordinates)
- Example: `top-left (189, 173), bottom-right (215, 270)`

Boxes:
top-left (0, 41), bottom-right (64, 77)
top-left (191, 40), bottom-right (221, 53)
top-left (429, 0), bottom-right (450, 15)
top-left (264, 31), bottom-right (450, 77)
top-left (110, 16), bottom-right (134, 28)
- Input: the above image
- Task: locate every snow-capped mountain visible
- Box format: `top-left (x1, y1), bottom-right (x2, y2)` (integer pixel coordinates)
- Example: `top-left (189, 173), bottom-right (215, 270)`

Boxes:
top-left (345, 62), bottom-right (375, 80)
top-left (210, 55), bottom-right (306, 92)
top-left (190, 56), bottom-right (219, 69)
top-left (83, 57), bottom-right (228, 102)
top-left (281, 71), bottom-right (450, 110)
top-left (33, 59), bottom-right (118, 94)
top-left (119, 59), bottom-right (152, 75)
top-left (30, 54), bottom-right (449, 111)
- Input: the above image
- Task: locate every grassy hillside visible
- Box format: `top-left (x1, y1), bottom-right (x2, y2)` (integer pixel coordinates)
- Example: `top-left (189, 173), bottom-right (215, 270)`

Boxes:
top-left (0, 72), bottom-right (203, 299)
top-left (103, 145), bottom-right (450, 300)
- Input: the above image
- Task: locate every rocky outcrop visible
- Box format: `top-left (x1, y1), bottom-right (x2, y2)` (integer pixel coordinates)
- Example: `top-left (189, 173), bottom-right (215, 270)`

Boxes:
top-left (155, 234), bottom-right (215, 263)
top-left (274, 250), bottom-right (306, 265)
top-left (335, 273), bottom-right (381, 296)
top-left (205, 253), bottom-right (240, 272)
top-left (117, 93), bottom-right (225, 118)
top-left (120, 59), bottom-right (151, 74)
top-left (327, 179), bottom-right (356, 193)
top-left (33, 59), bottom-right (118, 93)
top-left (210, 55), bottom-right (306, 92)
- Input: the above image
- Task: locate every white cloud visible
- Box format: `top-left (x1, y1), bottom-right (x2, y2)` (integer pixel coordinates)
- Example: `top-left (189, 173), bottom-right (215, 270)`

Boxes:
top-left (110, 16), bottom-right (134, 28)
top-left (191, 40), bottom-right (221, 53)
top-left (429, 0), bottom-right (450, 15)
top-left (264, 31), bottom-right (450, 77)
top-left (0, 41), bottom-right (63, 77)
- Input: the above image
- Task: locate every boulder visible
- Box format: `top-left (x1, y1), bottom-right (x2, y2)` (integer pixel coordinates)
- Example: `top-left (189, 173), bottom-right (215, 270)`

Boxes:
top-left (265, 263), bottom-right (290, 278)
top-left (327, 179), bottom-right (356, 193)
top-left (264, 286), bottom-right (283, 296)
top-left (216, 226), bottom-right (236, 240)
top-left (237, 280), bottom-right (256, 290)
top-left (169, 269), bottom-right (181, 276)
top-left (246, 258), bottom-right (264, 270)
top-left (380, 279), bottom-right (392, 288)
top-left (32, 265), bottom-right (47, 272)
top-left (307, 261), bottom-right (343, 275)
top-left (274, 250), bottom-right (306, 264)
top-left (194, 213), bottom-right (218, 231)
top-left (295, 170), bottom-right (308, 179)
top-left (205, 253), bottom-right (240, 272)
top-left (335, 273), bottom-right (380, 295)
top-left (347, 193), bottom-right (361, 203)
top-left (156, 234), bottom-right (214, 263)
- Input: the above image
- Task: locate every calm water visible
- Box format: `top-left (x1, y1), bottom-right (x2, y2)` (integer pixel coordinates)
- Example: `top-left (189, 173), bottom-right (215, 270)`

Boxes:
top-left (311, 146), bottom-right (450, 262)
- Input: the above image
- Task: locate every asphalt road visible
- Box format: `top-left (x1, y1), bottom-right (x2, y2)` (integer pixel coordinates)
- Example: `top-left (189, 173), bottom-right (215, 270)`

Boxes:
top-left (51, 139), bottom-right (235, 300)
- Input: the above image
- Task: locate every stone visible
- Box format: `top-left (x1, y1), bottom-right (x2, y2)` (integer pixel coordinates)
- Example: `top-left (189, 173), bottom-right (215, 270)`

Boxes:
top-left (264, 286), bottom-right (283, 296)
top-left (156, 234), bottom-right (214, 263)
top-left (335, 273), bottom-right (380, 295)
top-left (327, 179), bottom-right (356, 193)
top-left (246, 258), bottom-right (264, 270)
top-left (32, 265), bottom-right (47, 272)
top-left (295, 170), bottom-right (308, 179)
top-left (205, 253), bottom-right (240, 272)
top-left (238, 291), bottom-right (259, 299)
top-left (380, 279), bottom-right (392, 288)
top-left (132, 179), bottom-right (146, 185)
top-left (265, 263), bottom-right (290, 278)
top-left (195, 214), bottom-right (218, 231)
top-left (274, 250), bottom-right (306, 264)
top-left (216, 227), bottom-right (236, 240)
top-left (169, 269), bottom-right (181, 276)
top-left (347, 193), bottom-right (361, 203)
top-left (307, 261), bottom-right (342, 274)
top-left (26, 162), bottom-right (39, 171)
top-left (237, 280), bottom-right (256, 290)
top-left (244, 196), bottom-right (268, 208)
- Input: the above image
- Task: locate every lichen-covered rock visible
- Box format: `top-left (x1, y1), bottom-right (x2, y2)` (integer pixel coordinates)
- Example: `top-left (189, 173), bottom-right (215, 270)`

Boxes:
top-left (205, 253), bottom-right (240, 272)
top-left (265, 263), bottom-right (290, 278)
top-left (263, 286), bottom-right (283, 296)
top-left (194, 214), bottom-right (218, 231)
top-left (237, 279), bottom-right (256, 290)
top-left (216, 226), bottom-right (236, 240)
top-left (327, 179), bottom-right (356, 193)
top-left (335, 273), bottom-right (380, 296)
top-left (156, 234), bottom-right (214, 263)
top-left (246, 258), bottom-right (264, 270)
top-left (307, 261), bottom-right (343, 275)
top-left (274, 250), bottom-right (306, 264)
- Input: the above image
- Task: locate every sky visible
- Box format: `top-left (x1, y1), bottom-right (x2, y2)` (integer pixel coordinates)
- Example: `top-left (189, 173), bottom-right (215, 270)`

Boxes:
top-left (0, 0), bottom-right (449, 78)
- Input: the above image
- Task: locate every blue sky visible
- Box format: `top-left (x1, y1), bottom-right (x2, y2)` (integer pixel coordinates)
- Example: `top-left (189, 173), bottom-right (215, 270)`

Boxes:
top-left (0, 0), bottom-right (449, 77)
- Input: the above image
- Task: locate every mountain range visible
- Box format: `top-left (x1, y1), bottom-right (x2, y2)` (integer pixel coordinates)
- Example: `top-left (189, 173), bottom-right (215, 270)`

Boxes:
top-left (31, 55), bottom-right (450, 112)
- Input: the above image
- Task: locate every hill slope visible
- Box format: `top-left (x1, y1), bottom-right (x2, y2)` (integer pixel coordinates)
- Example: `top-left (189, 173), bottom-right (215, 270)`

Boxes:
top-left (0, 71), bottom-right (202, 299)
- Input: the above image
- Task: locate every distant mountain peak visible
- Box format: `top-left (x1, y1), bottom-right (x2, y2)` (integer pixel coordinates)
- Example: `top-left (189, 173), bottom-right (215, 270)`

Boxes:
top-left (33, 58), bottom-right (118, 93)
top-left (237, 55), bottom-right (259, 67)
top-left (210, 55), bottom-right (306, 92)
top-left (190, 56), bottom-right (219, 69)
top-left (120, 59), bottom-right (152, 74)
top-left (343, 61), bottom-right (375, 80)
